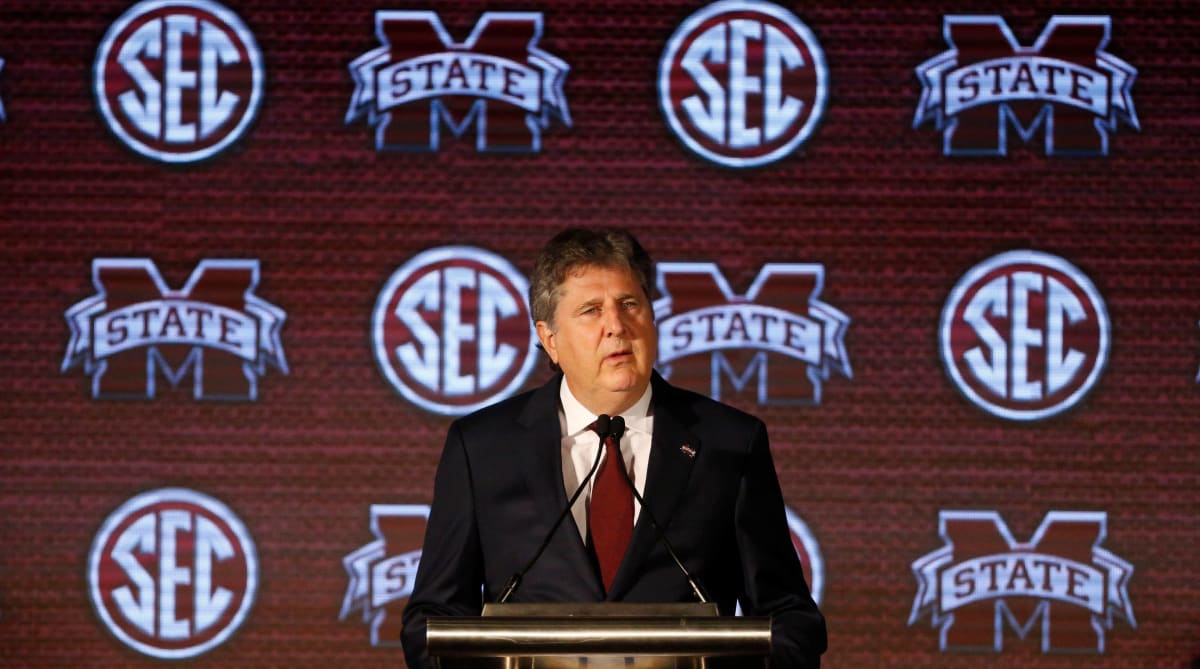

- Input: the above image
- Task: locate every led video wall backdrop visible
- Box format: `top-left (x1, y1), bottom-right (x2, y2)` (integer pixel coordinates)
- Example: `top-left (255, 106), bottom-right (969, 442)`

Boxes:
top-left (1, 1), bottom-right (1198, 667)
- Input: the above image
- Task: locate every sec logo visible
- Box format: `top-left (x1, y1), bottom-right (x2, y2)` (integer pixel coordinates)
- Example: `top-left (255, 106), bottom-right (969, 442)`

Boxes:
top-left (373, 247), bottom-right (539, 416)
top-left (940, 251), bottom-right (1109, 421)
top-left (658, 0), bottom-right (828, 168)
top-left (785, 507), bottom-right (824, 605)
top-left (88, 488), bottom-right (257, 659)
top-left (94, 0), bottom-right (264, 163)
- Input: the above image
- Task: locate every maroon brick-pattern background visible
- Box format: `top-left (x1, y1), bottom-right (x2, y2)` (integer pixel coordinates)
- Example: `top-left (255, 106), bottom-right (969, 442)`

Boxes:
top-left (1, 1), bottom-right (1198, 667)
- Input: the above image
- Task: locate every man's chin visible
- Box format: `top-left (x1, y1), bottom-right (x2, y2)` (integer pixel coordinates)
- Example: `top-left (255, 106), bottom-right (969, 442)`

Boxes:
top-left (601, 372), bottom-right (649, 395)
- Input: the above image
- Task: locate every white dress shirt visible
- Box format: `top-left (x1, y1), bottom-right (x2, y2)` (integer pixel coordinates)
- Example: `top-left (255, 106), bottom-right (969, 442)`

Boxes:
top-left (558, 381), bottom-right (653, 543)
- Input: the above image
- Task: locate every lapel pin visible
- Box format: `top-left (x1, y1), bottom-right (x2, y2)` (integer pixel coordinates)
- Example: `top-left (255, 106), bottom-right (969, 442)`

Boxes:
top-left (679, 444), bottom-right (696, 459)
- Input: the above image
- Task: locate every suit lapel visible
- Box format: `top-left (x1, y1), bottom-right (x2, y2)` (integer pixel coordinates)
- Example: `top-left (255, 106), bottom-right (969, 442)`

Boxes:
top-left (608, 374), bottom-right (700, 599)
top-left (514, 374), bottom-right (604, 596)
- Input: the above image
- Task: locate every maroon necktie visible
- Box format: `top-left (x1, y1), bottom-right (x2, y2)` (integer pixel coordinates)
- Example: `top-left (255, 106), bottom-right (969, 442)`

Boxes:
top-left (589, 422), bottom-right (633, 592)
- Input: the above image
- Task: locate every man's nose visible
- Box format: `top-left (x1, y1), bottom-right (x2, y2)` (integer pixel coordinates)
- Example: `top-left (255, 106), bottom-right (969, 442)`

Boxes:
top-left (603, 304), bottom-right (626, 336)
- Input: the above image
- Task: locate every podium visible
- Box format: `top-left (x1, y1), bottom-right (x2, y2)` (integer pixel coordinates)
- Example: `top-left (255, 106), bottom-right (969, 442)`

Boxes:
top-left (427, 602), bottom-right (770, 669)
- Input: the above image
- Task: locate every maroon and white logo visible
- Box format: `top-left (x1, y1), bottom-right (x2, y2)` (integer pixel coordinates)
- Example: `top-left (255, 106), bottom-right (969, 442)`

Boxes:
top-left (785, 507), bottom-right (824, 605)
top-left (339, 505), bottom-right (430, 646)
top-left (62, 259), bottom-right (287, 400)
top-left (654, 262), bottom-right (850, 405)
top-left (909, 510), bottom-right (1135, 653)
top-left (89, 488), bottom-right (257, 659)
top-left (914, 16), bottom-right (1138, 156)
top-left (94, 0), bottom-right (264, 163)
top-left (346, 11), bottom-right (570, 152)
top-left (940, 251), bottom-right (1108, 421)
top-left (373, 247), bottom-right (538, 416)
top-left (658, 0), bottom-right (828, 168)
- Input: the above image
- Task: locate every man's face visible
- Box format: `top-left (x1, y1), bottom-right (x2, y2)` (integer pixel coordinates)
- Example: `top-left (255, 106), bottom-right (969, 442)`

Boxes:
top-left (536, 264), bottom-right (657, 415)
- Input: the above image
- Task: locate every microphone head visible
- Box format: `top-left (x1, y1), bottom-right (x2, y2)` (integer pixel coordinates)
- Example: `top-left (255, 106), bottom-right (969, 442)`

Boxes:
top-left (609, 416), bottom-right (626, 440)
top-left (594, 414), bottom-right (611, 436)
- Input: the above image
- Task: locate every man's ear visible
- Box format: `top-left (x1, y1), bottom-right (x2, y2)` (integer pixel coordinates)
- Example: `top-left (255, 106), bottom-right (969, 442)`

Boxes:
top-left (535, 321), bottom-right (558, 364)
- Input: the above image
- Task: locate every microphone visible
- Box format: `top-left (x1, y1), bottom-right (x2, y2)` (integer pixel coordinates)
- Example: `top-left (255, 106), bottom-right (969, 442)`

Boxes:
top-left (498, 414), bottom-right (612, 603)
top-left (608, 416), bottom-right (711, 603)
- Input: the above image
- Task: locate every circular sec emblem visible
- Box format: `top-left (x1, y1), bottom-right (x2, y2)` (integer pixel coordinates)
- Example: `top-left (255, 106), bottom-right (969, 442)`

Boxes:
top-left (658, 0), bottom-right (828, 168)
top-left (94, 0), bottom-right (264, 163)
top-left (88, 488), bottom-right (258, 659)
top-left (373, 247), bottom-right (539, 416)
top-left (785, 507), bottom-right (824, 605)
top-left (940, 251), bottom-right (1110, 421)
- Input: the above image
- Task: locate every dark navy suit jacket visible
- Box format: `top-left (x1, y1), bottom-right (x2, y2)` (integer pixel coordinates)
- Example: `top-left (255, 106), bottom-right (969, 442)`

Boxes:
top-left (401, 372), bottom-right (826, 668)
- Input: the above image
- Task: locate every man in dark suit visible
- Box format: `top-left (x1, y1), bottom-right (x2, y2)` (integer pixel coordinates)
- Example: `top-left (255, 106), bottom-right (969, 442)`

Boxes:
top-left (401, 228), bottom-right (826, 668)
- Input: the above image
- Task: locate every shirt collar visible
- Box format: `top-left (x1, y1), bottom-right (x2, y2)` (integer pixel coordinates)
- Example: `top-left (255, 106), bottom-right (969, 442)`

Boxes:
top-left (559, 378), bottom-right (654, 438)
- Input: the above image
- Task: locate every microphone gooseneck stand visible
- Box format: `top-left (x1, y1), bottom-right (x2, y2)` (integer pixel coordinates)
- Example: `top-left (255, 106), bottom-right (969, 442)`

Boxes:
top-left (497, 414), bottom-right (612, 603)
top-left (608, 416), bottom-right (711, 604)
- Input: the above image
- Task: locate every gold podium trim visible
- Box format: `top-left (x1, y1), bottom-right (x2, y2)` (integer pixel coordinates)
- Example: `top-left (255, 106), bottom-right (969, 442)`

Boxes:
top-left (427, 603), bottom-right (770, 669)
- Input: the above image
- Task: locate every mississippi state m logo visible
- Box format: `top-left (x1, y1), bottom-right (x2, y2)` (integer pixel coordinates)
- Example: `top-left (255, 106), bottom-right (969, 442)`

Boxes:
top-left (340, 505), bottom-right (429, 646)
top-left (89, 488), bottom-right (258, 659)
top-left (659, 0), bottom-right (828, 168)
top-left (941, 251), bottom-right (1108, 421)
top-left (909, 510), bottom-right (1135, 653)
top-left (373, 247), bottom-right (538, 415)
top-left (914, 16), bottom-right (1138, 156)
top-left (94, 0), bottom-right (264, 163)
top-left (654, 263), bottom-right (850, 405)
top-left (63, 259), bottom-right (287, 400)
top-left (347, 11), bottom-right (570, 152)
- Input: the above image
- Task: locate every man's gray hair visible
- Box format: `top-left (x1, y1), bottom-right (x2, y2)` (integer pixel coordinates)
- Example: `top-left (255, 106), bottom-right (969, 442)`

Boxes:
top-left (529, 227), bottom-right (655, 327)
